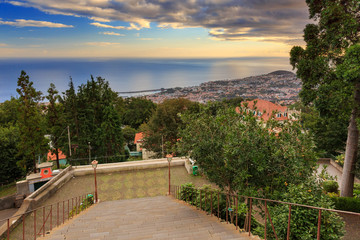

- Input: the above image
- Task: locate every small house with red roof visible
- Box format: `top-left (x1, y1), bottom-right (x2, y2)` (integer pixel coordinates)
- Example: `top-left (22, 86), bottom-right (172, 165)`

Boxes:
top-left (134, 132), bottom-right (156, 159)
top-left (47, 149), bottom-right (67, 166)
top-left (236, 99), bottom-right (298, 121)
top-left (134, 132), bottom-right (145, 152)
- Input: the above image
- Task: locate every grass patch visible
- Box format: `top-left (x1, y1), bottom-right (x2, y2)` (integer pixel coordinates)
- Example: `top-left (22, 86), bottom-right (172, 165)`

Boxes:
top-left (0, 182), bottom-right (16, 198)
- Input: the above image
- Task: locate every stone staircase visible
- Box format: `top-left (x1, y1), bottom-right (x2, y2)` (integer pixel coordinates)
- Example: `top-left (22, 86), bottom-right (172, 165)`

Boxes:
top-left (41, 196), bottom-right (257, 240)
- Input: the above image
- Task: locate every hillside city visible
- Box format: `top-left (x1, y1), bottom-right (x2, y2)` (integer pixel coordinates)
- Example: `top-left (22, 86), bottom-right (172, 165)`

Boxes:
top-left (146, 70), bottom-right (301, 105)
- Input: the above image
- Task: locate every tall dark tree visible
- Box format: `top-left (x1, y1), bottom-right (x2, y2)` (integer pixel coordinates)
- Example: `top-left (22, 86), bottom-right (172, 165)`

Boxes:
top-left (16, 71), bottom-right (48, 172)
top-left (0, 98), bottom-right (24, 183)
top-left (290, 0), bottom-right (360, 196)
top-left (142, 98), bottom-right (199, 157)
top-left (60, 78), bottom-right (79, 160)
top-left (46, 83), bottom-right (65, 169)
top-left (0, 125), bottom-right (23, 183)
top-left (120, 97), bottom-right (156, 130)
top-left (61, 76), bottom-right (124, 163)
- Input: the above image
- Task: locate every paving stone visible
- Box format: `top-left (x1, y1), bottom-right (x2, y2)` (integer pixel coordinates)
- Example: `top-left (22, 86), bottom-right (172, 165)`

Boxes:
top-left (40, 196), bottom-right (251, 240)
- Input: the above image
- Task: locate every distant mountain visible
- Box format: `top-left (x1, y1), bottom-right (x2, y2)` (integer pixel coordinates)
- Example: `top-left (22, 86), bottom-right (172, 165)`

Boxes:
top-left (146, 71), bottom-right (301, 105)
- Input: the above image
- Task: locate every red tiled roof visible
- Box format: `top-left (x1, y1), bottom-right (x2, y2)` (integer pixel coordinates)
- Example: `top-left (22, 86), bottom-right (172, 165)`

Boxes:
top-left (47, 149), bottom-right (67, 161)
top-left (237, 99), bottom-right (288, 121)
top-left (134, 132), bottom-right (144, 144)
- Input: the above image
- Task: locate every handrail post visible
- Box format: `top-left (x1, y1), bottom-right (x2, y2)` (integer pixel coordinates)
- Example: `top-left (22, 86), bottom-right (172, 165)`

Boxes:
top-left (205, 190), bottom-right (207, 213)
top-left (56, 203), bottom-right (58, 228)
top-left (34, 209), bottom-right (36, 240)
top-left (235, 195), bottom-right (238, 230)
top-left (217, 192), bottom-right (220, 219)
top-left (287, 205), bottom-right (292, 240)
top-left (248, 198), bottom-right (252, 236)
top-left (210, 191), bottom-right (213, 216)
top-left (63, 201), bottom-right (65, 224)
top-left (43, 206), bottom-right (45, 237)
top-left (7, 218), bottom-right (9, 240)
top-left (23, 214), bottom-right (25, 240)
top-left (317, 209), bottom-right (322, 240)
top-left (200, 189), bottom-right (202, 210)
top-left (68, 199), bottom-right (69, 220)
top-left (264, 201), bottom-right (267, 240)
top-left (51, 204), bottom-right (53, 230)
top-left (226, 194), bottom-right (228, 224)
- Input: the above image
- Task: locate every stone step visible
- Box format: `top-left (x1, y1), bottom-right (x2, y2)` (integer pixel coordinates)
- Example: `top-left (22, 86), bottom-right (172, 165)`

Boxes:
top-left (41, 196), bottom-right (252, 240)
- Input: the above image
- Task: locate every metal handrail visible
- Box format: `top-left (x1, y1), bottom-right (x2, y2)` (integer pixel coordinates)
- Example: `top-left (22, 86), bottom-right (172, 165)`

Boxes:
top-left (172, 185), bottom-right (360, 240)
top-left (1, 192), bottom-right (95, 240)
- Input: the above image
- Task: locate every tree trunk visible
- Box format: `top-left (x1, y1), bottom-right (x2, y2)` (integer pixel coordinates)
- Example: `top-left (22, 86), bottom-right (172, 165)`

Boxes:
top-left (340, 83), bottom-right (360, 197)
top-left (55, 148), bottom-right (60, 169)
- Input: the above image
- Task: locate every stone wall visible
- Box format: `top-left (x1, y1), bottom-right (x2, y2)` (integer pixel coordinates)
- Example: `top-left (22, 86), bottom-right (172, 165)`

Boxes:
top-left (0, 195), bottom-right (15, 211)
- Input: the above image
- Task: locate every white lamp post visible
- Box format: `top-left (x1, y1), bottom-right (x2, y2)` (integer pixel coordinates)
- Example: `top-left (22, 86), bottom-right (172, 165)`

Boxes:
top-left (91, 160), bottom-right (98, 203)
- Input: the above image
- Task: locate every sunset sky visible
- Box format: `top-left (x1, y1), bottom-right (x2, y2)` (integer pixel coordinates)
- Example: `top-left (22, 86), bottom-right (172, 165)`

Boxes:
top-left (0, 0), bottom-right (310, 59)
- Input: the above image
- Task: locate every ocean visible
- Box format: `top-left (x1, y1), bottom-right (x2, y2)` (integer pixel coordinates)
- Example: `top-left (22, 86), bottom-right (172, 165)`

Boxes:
top-left (0, 57), bottom-right (292, 102)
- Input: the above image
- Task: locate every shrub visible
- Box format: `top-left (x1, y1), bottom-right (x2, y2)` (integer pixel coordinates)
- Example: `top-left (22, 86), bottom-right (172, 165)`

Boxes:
top-left (323, 181), bottom-right (339, 193)
top-left (69, 194), bottom-right (94, 217)
top-left (330, 196), bottom-right (360, 213)
top-left (258, 180), bottom-right (345, 240)
top-left (179, 183), bottom-right (259, 230)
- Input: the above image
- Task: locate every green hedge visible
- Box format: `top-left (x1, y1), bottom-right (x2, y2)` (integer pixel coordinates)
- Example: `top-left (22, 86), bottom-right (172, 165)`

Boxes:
top-left (323, 181), bottom-right (339, 193)
top-left (330, 196), bottom-right (360, 213)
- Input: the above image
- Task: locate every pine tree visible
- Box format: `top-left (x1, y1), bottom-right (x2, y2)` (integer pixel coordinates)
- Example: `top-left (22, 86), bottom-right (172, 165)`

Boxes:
top-left (16, 71), bottom-right (48, 172)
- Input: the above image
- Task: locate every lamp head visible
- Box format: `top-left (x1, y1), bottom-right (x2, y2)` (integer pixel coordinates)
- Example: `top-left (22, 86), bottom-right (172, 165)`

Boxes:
top-left (91, 160), bottom-right (98, 169)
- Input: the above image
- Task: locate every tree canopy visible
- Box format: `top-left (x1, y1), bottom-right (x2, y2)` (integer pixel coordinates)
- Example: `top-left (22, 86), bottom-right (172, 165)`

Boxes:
top-left (142, 98), bottom-right (200, 157)
top-left (179, 103), bottom-right (317, 197)
top-left (290, 0), bottom-right (360, 196)
top-left (16, 71), bottom-right (48, 172)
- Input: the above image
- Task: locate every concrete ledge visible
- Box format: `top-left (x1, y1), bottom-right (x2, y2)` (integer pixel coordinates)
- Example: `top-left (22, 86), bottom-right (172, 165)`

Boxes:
top-left (73, 158), bottom-right (186, 176)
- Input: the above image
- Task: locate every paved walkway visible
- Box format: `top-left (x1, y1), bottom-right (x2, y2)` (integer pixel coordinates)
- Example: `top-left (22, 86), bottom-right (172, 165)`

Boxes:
top-left (41, 196), bottom-right (254, 240)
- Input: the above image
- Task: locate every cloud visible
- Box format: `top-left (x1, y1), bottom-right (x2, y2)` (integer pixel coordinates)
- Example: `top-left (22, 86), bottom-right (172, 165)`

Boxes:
top-left (90, 22), bottom-right (143, 30)
top-left (139, 38), bottom-right (162, 41)
top-left (0, 19), bottom-right (73, 28)
top-left (100, 31), bottom-right (124, 36)
top-left (0, 43), bottom-right (8, 47)
top-left (7, 0), bottom-right (310, 43)
top-left (85, 42), bottom-right (120, 46)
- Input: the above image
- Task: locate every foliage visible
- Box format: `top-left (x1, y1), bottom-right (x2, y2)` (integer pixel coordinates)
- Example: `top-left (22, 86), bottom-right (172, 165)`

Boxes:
top-left (258, 180), bottom-right (345, 240)
top-left (354, 183), bottom-right (360, 198)
top-left (60, 76), bottom-right (125, 163)
top-left (290, 0), bottom-right (360, 196)
top-left (292, 102), bottom-right (347, 157)
top-left (179, 103), bottom-right (317, 197)
top-left (69, 194), bottom-right (94, 217)
top-left (220, 97), bottom-right (244, 107)
top-left (179, 183), bottom-right (259, 230)
top-left (0, 98), bottom-right (24, 183)
top-left (142, 98), bottom-right (199, 157)
top-left (119, 97), bottom-right (156, 130)
top-left (122, 125), bottom-right (137, 150)
top-left (318, 165), bottom-right (336, 181)
top-left (16, 71), bottom-right (48, 172)
top-left (0, 125), bottom-right (24, 183)
top-left (330, 196), bottom-right (360, 213)
top-left (323, 181), bottom-right (339, 194)
top-left (46, 83), bottom-right (65, 169)
top-left (0, 182), bottom-right (17, 198)
top-left (0, 98), bottom-right (20, 127)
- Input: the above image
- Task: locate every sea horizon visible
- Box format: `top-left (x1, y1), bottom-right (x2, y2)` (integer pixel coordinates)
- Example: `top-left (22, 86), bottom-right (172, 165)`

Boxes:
top-left (0, 57), bottom-right (293, 103)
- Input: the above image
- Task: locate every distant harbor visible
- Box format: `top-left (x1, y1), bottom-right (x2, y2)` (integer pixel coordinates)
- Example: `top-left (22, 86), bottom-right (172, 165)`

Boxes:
top-left (0, 57), bottom-right (292, 102)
